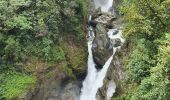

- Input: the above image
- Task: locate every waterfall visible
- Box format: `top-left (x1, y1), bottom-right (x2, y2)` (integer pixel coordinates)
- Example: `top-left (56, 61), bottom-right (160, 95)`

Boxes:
top-left (106, 80), bottom-right (116, 100)
top-left (80, 28), bottom-right (123, 100)
top-left (94, 0), bottom-right (113, 12)
top-left (107, 29), bottom-right (125, 43)
top-left (80, 0), bottom-right (124, 100)
top-left (80, 35), bottom-right (116, 100)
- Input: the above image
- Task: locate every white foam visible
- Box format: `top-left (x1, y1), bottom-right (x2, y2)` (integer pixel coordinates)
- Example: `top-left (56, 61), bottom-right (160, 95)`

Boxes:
top-left (106, 80), bottom-right (116, 100)
top-left (94, 0), bottom-right (113, 12)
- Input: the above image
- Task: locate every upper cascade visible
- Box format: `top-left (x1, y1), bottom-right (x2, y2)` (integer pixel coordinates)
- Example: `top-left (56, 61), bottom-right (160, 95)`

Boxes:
top-left (94, 0), bottom-right (113, 12)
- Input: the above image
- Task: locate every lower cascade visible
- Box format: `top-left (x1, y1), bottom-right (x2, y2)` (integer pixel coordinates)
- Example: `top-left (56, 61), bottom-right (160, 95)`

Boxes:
top-left (106, 80), bottom-right (116, 100)
top-left (80, 18), bottom-right (124, 100)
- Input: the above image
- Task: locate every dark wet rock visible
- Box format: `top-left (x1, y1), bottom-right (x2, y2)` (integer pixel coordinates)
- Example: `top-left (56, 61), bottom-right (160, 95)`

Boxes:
top-left (104, 55), bottom-right (127, 98)
top-left (88, 20), bottom-right (98, 27)
top-left (91, 7), bottom-right (102, 19)
top-left (110, 38), bottom-right (122, 47)
top-left (94, 14), bottom-right (116, 24)
top-left (111, 18), bottom-right (123, 29)
top-left (112, 30), bottom-right (119, 35)
top-left (92, 24), bottom-right (111, 66)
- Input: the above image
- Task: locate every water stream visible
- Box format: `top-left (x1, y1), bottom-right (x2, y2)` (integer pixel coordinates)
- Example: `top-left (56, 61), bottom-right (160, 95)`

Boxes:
top-left (106, 80), bottom-right (116, 100)
top-left (94, 0), bottom-right (113, 12)
top-left (80, 0), bottom-right (124, 100)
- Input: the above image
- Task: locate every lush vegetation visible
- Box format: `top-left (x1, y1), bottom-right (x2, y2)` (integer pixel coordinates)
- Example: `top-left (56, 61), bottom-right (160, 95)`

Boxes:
top-left (117, 0), bottom-right (170, 99)
top-left (0, 72), bottom-right (36, 100)
top-left (0, 0), bottom-right (88, 99)
top-left (1, 0), bottom-right (169, 99)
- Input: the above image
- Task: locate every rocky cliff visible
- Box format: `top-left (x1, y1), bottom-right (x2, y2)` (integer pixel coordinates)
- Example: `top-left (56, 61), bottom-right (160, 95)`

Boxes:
top-left (17, 0), bottom-right (128, 100)
top-left (89, 0), bottom-right (127, 99)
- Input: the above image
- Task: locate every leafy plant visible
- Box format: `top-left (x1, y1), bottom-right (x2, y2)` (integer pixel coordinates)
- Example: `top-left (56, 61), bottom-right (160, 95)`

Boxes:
top-left (0, 72), bottom-right (36, 100)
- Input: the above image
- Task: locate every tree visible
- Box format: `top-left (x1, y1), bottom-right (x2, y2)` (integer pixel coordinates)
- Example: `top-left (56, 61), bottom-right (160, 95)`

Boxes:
top-left (120, 0), bottom-right (170, 38)
top-left (117, 0), bottom-right (170, 99)
top-left (131, 33), bottom-right (170, 100)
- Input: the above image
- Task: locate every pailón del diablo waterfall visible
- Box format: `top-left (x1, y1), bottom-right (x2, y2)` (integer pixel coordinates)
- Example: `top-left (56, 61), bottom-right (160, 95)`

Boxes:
top-left (80, 0), bottom-right (124, 100)
top-left (80, 22), bottom-right (124, 100)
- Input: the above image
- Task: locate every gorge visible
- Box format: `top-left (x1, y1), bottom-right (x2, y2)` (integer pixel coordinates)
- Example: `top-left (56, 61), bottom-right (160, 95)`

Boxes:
top-left (1, 0), bottom-right (169, 100)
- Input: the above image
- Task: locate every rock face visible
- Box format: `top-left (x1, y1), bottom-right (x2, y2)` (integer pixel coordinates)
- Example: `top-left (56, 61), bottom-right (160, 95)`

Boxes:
top-left (92, 23), bottom-right (110, 67)
top-left (30, 68), bottom-right (81, 100)
top-left (16, 66), bottom-right (80, 100)
top-left (94, 14), bottom-right (116, 24)
top-left (91, 12), bottom-right (122, 67)
top-left (61, 83), bottom-right (80, 100)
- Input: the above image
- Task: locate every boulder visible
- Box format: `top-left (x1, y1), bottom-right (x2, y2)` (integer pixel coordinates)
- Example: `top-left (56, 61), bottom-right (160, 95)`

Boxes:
top-left (91, 7), bottom-right (102, 19)
top-left (61, 83), bottom-right (80, 100)
top-left (92, 23), bottom-right (112, 67)
top-left (94, 14), bottom-right (116, 24)
top-left (110, 38), bottom-right (122, 47)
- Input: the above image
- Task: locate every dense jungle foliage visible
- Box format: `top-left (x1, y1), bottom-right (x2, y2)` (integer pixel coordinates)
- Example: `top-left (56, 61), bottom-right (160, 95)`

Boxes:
top-left (117, 0), bottom-right (170, 99)
top-left (0, 0), bottom-right (87, 99)
top-left (0, 0), bottom-right (170, 100)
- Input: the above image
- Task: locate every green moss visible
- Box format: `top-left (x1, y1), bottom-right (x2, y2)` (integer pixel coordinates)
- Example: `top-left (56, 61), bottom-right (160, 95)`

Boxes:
top-left (0, 72), bottom-right (36, 100)
top-left (77, 0), bottom-right (88, 16)
top-left (59, 40), bottom-right (87, 78)
top-left (45, 71), bottom-right (55, 79)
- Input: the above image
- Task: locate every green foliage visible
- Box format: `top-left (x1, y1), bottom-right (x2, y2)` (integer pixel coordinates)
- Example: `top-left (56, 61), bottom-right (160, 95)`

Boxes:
top-left (0, 0), bottom-right (87, 65)
top-left (126, 39), bottom-right (155, 84)
top-left (3, 36), bottom-right (22, 62)
top-left (120, 0), bottom-right (170, 38)
top-left (77, 0), bottom-right (88, 15)
top-left (0, 72), bottom-right (36, 100)
top-left (118, 0), bottom-right (170, 99)
top-left (0, 0), bottom-right (87, 99)
top-left (4, 16), bottom-right (32, 30)
top-left (60, 41), bottom-right (87, 77)
top-left (129, 34), bottom-right (170, 99)
top-left (54, 0), bottom-right (86, 41)
top-left (35, 37), bottom-right (65, 62)
top-left (0, 0), bottom-right (87, 67)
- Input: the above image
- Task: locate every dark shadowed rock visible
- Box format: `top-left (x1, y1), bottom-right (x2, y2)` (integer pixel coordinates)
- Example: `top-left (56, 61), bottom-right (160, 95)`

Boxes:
top-left (94, 14), bottom-right (116, 24)
top-left (88, 20), bottom-right (98, 27)
top-left (110, 38), bottom-right (122, 47)
top-left (92, 24), bottom-right (112, 66)
top-left (91, 7), bottom-right (102, 19)
top-left (61, 83), bottom-right (80, 100)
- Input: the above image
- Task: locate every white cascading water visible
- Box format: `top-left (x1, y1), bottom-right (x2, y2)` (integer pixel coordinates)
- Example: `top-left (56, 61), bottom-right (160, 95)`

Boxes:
top-left (107, 29), bottom-right (125, 43)
top-left (106, 80), bottom-right (116, 100)
top-left (80, 0), bottom-right (125, 100)
top-left (80, 28), bottom-right (124, 100)
top-left (94, 0), bottom-right (113, 12)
